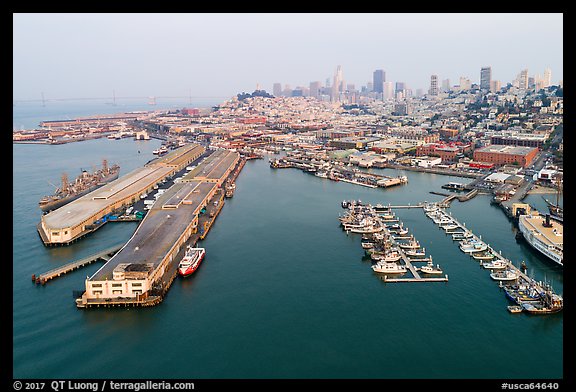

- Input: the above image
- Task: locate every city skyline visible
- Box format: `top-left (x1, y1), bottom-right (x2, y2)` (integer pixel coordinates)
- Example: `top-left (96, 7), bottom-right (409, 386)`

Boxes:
top-left (13, 13), bottom-right (563, 101)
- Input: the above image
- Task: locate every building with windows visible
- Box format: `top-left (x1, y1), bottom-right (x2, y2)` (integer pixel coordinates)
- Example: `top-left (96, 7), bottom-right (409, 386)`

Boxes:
top-left (429, 75), bottom-right (439, 96)
top-left (473, 145), bottom-right (538, 167)
top-left (480, 66), bottom-right (491, 90)
top-left (373, 69), bottom-right (385, 94)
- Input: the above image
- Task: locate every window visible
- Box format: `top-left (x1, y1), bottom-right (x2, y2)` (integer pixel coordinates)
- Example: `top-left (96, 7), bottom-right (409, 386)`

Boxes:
top-left (112, 290), bottom-right (122, 294)
top-left (92, 290), bottom-right (102, 295)
top-left (92, 284), bottom-right (102, 288)
top-left (132, 283), bottom-right (142, 287)
top-left (112, 283), bottom-right (122, 288)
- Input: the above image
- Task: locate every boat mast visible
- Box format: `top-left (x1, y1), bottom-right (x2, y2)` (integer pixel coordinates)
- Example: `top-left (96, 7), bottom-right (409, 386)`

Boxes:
top-left (61, 173), bottom-right (69, 192)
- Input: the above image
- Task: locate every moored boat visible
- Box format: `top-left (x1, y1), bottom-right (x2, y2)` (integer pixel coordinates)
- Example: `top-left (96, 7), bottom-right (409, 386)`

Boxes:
top-left (418, 260), bottom-right (443, 275)
top-left (371, 261), bottom-right (407, 274)
top-left (489, 269), bottom-right (518, 282)
top-left (481, 259), bottom-right (508, 270)
top-left (178, 246), bottom-right (206, 277)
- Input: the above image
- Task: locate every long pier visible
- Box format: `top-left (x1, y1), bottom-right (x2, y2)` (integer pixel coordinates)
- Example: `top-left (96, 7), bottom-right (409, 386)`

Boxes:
top-left (32, 243), bottom-right (124, 285)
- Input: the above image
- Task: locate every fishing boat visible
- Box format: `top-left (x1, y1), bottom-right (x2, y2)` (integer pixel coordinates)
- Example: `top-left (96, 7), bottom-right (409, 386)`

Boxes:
top-left (442, 224), bottom-right (459, 231)
top-left (489, 269), bottom-right (519, 282)
top-left (371, 250), bottom-right (402, 262)
top-left (177, 246), bottom-right (206, 277)
top-left (371, 261), bottom-right (407, 274)
top-left (459, 240), bottom-right (488, 253)
top-left (503, 284), bottom-right (542, 304)
top-left (399, 238), bottom-right (420, 249)
top-left (418, 260), bottom-right (443, 275)
top-left (471, 251), bottom-right (495, 261)
top-left (405, 247), bottom-right (426, 257)
top-left (481, 259), bottom-right (508, 270)
top-left (507, 305), bottom-right (523, 313)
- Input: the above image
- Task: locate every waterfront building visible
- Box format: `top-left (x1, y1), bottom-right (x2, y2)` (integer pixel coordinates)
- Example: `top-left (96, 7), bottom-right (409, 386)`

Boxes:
top-left (329, 136), bottom-right (380, 150)
top-left (473, 145), bottom-right (538, 168)
top-left (38, 144), bottom-right (206, 246)
top-left (480, 66), bottom-right (491, 90)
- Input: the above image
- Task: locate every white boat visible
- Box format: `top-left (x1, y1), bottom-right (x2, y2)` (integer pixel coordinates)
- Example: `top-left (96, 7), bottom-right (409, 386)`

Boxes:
top-left (405, 247), bottom-right (426, 257)
top-left (371, 261), bottom-right (407, 274)
top-left (371, 250), bottom-right (402, 262)
top-left (418, 260), bottom-right (443, 275)
top-left (517, 212), bottom-right (563, 267)
top-left (482, 260), bottom-right (508, 270)
top-left (399, 238), bottom-right (420, 249)
top-left (459, 240), bottom-right (487, 253)
top-left (178, 246), bottom-right (206, 277)
top-left (490, 269), bottom-right (519, 281)
top-left (442, 224), bottom-right (459, 231)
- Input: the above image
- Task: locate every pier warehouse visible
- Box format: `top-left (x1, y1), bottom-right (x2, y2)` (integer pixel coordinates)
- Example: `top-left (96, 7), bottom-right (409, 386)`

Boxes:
top-left (38, 144), bottom-right (205, 246)
top-left (76, 149), bottom-right (240, 306)
top-left (472, 145), bottom-right (539, 168)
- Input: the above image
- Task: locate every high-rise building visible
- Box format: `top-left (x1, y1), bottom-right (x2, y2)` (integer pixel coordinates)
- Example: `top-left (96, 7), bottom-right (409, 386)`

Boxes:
top-left (309, 81), bottom-right (321, 99)
top-left (528, 77), bottom-right (535, 89)
top-left (490, 80), bottom-right (501, 93)
top-left (480, 66), bottom-right (492, 90)
top-left (518, 69), bottom-right (529, 89)
top-left (273, 83), bottom-right (282, 97)
top-left (543, 67), bottom-right (552, 87)
top-left (395, 82), bottom-right (405, 93)
top-left (383, 82), bottom-right (394, 100)
top-left (459, 77), bottom-right (471, 91)
top-left (429, 75), bottom-right (439, 96)
top-left (373, 69), bottom-right (385, 94)
top-left (442, 79), bottom-right (451, 92)
top-left (332, 65), bottom-right (343, 102)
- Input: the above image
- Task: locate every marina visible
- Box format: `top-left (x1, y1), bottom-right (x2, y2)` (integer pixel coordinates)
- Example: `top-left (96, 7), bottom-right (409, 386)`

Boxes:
top-left (339, 201), bottom-right (448, 284)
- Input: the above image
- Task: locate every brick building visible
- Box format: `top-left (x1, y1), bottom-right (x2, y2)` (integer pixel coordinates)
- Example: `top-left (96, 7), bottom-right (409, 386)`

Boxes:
top-left (472, 145), bottom-right (539, 167)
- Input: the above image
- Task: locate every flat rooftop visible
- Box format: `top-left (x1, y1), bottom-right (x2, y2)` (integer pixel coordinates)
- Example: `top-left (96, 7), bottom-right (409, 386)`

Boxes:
top-left (475, 145), bottom-right (538, 155)
top-left (182, 149), bottom-right (238, 182)
top-left (90, 180), bottom-right (216, 281)
top-left (43, 165), bottom-right (175, 229)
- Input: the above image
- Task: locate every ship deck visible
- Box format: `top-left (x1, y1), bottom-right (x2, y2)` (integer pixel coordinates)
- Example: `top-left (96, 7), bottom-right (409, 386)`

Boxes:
top-left (520, 214), bottom-right (563, 249)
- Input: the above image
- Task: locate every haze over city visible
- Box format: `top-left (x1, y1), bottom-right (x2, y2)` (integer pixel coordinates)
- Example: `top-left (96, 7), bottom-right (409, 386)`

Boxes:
top-left (13, 13), bottom-right (563, 101)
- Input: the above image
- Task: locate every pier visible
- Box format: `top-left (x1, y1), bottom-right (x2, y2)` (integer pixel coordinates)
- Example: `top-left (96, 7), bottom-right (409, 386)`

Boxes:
top-left (75, 149), bottom-right (244, 308)
top-left (32, 243), bottom-right (124, 285)
top-left (422, 205), bottom-right (562, 311)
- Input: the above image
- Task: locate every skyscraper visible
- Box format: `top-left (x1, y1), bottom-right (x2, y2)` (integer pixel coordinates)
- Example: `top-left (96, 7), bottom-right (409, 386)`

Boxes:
top-left (543, 68), bottom-right (552, 87)
top-left (332, 65), bottom-right (343, 102)
top-left (373, 69), bottom-right (385, 94)
top-left (273, 83), bottom-right (282, 97)
top-left (309, 81), bottom-right (321, 99)
top-left (442, 79), bottom-right (451, 92)
top-left (395, 82), bottom-right (405, 93)
top-left (429, 75), bottom-right (439, 96)
top-left (518, 69), bottom-right (529, 89)
top-left (480, 66), bottom-right (491, 90)
top-left (383, 82), bottom-right (394, 100)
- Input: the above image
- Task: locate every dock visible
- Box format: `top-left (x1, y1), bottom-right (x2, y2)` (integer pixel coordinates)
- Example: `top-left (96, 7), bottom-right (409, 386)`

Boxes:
top-left (32, 243), bottom-right (124, 285)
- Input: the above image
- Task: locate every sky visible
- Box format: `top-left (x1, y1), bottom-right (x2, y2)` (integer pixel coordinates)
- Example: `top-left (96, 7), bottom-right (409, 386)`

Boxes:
top-left (13, 13), bottom-right (563, 101)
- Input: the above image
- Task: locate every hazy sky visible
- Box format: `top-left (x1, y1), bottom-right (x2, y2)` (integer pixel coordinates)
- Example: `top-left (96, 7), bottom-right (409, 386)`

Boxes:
top-left (13, 13), bottom-right (563, 101)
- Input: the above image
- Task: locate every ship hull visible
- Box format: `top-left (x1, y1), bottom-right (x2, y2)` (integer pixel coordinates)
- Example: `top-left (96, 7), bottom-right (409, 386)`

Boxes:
top-left (39, 171), bottom-right (119, 213)
top-left (518, 216), bottom-right (563, 267)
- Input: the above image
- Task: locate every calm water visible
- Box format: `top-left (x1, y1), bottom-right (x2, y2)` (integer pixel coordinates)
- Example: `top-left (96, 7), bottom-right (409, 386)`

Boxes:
top-left (12, 104), bottom-right (563, 380)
